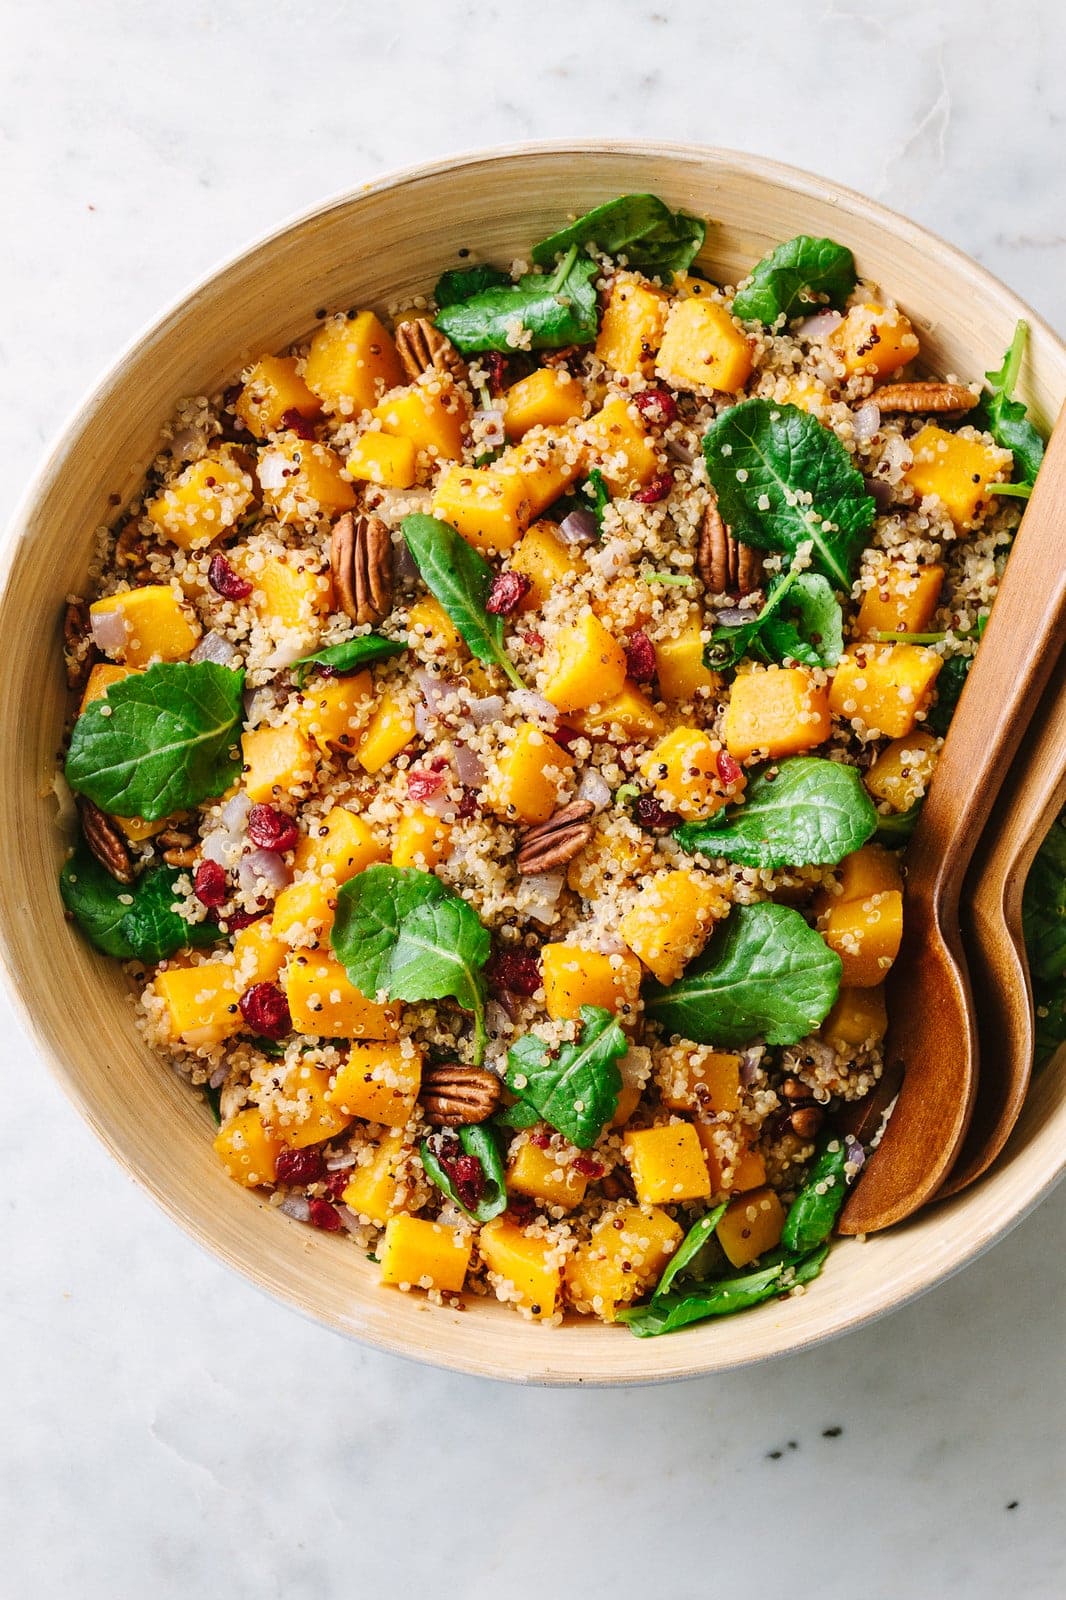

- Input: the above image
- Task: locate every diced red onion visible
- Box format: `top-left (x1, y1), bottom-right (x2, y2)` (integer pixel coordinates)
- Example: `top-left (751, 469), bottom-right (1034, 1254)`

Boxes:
top-left (793, 309), bottom-right (842, 341)
top-left (453, 744), bottom-right (486, 789)
top-left (340, 1206), bottom-right (367, 1237)
top-left (201, 828), bottom-right (235, 866)
top-left (415, 668), bottom-right (458, 718)
top-left (851, 401), bottom-right (881, 443)
top-left (207, 1063), bottom-right (227, 1089)
top-left (864, 475), bottom-right (894, 511)
top-left (266, 638), bottom-right (310, 671)
top-left (393, 538), bottom-right (420, 588)
top-left (238, 847), bottom-right (291, 896)
top-left (666, 438), bottom-right (697, 466)
top-left (510, 689), bottom-right (559, 725)
top-left (844, 1135), bottom-right (866, 1172)
top-left (279, 1194), bottom-right (312, 1223)
top-left (466, 694), bottom-right (506, 727)
top-left (591, 538), bottom-right (631, 581)
top-left (473, 407), bottom-right (506, 451)
top-left (325, 1150), bottom-right (359, 1171)
top-left (221, 791), bottom-right (251, 833)
top-left (191, 630), bottom-right (237, 666)
top-left (739, 1046), bottom-right (765, 1087)
top-left (517, 872), bottom-right (565, 925)
top-left (577, 769), bottom-right (612, 813)
top-left (257, 449), bottom-right (288, 491)
top-left (51, 770), bottom-right (78, 833)
top-left (618, 1045), bottom-right (652, 1095)
top-left (485, 1000), bottom-right (514, 1038)
top-left (90, 607), bottom-right (129, 655)
top-left (557, 508), bottom-right (599, 546)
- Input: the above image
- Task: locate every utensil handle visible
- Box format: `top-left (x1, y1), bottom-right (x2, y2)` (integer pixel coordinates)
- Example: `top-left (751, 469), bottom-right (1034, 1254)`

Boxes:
top-left (908, 404), bottom-right (1066, 908)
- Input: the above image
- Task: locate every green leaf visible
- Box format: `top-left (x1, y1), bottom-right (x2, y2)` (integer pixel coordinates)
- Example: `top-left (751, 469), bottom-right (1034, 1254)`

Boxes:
top-left (973, 320), bottom-right (1046, 485)
top-left (706, 564), bottom-right (844, 671)
top-left (434, 253), bottom-right (599, 354)
top-left (926, 653), bottom-right (971, 736)
top-left (873, 803), bottom-right (921, 845)
top-left (702, 399), bottom-right (875, 590)
top-left (1022, 815), bottom-right (1066, 986)
top-left (59, 844), bottom-right (219, 961)
top-left (203, 1082), bottom-right (223, 1125)
top-left (402, 513), bottom-right (523, 689)
top-left (652, 1204), bottom-right (728, 1300)
top-left (434, 263), bottom-right (511, 309)
top-left (620, 1245), bottom-right (829, 1337)
top-left (65, 661), bottom-right (245, 822)
top-left (331, 865), bottom-right (491, 1063)
top-left (504, 1004), bottom-right (625, 1149)
top-left (530, 193), bottom-right (706, 278)
top-left (781, 1134), bottom-right (861, 1254)
top-left (421, 1124), bottom-right (508, 1222)
top-left (290, 633), bottom-right (406, 689)
top-left (673, 758), bottom-right (877, 869)
top-left (732, 235), bottom-right (856, 325)
top-left (645, 902), bottom-right (842, 1047)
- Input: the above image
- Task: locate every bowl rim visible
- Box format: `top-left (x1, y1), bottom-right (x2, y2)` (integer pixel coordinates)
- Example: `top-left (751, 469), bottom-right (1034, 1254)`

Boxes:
top-left (2, 138), bottom-right (1063, 1384)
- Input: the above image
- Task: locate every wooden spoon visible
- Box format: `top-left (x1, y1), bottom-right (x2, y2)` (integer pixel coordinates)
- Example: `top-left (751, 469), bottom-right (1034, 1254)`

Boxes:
top-left (939, 661), bottom-right (1066, 1197)
top-left (839, 407), bottom-right (1066, 1235)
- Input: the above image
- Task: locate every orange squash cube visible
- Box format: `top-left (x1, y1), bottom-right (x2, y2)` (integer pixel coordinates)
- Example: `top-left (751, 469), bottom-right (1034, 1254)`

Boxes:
top-left (724, 667), bottom-right (832, 760)
top-left (258, 437), bottom-right (356, 517)
top-left (829, 644), bottom-right (942, 739)
top-left (241, 723), bottom-right (316, 804)
top-left (213, 1107), bottom-right (281, 1188)
top-left (829, 303), bottom-right (919, 379)
top-left (655, 615), bottom-right (719, 702)
top-left (342, 1129), bottom-right (410, 1225)
top-left (373, 376), bottom-right (470, 462)
top-left (864, 730), bottom-right (939, 812)
top-left (541, 610), bottom-right (628, 713)
top-left (619, 869), bottom-right (729, 984)
top-left (904, 425), bottom-right (1012, 529)
top-left (855, 563), bottom-right (944, 638)
top-left (392, 809), bottom-right (452, 871)
top-left (283, 955), bottom-right (401, 1039)
top-left (356, 689), bottom-right (416, 773)
top-left (656, 297), bottom-right (752, 394)
top-left (820, 985), bottom-right (888, 1053)
top-left (345, 431), bottom-right (418, 489)
top-left (716, 1186), bottom-right (786, 1267)
top-left (235, 355), bottom-right (322, 438)
top-left (624, 1123), bottom-right (713, 1204)
top-left (88, 587), bottom-right (200, 667)
top-left (834, 843), bottom-right (904, 904)
top-left (231, 549), bottom-right (333, 633)
top-left (821, 890), bottom-right (904, 988)
top-left (541, 944), bottom-right (643, 1022)
top-left (638, 725), bottom-right (744, 821)
top-left (506, 1138), bottom-right (589, 1211)
top-left (327, 1040), bottom-right (422, 1126)
top-left (594, 277), bottom-right (669, 374)
top-left (146, 449), bottom-right (254, 550)
top-left (581, 397), bottom-right (659, 493)
top-left (488, 722), bottom-right (574, 825)
top-left (503, 368), bottom-right (585, 438)
top-left (509, 520), bottom-right (584, 610)
top-left (407, 595), bottom-right (468, 660)
top-left (78, 662), bottom-right (136, 713)
top-left (572, 681), bottom-right (664, 742)
top-left (478, 1216), bottom-right (563, 1319)
top-left (379, 1215), bottom-right (472, 1292)
top-left (696, 1125), bottom-right (768, 1196)
top-left (304, 311), bottom-right (405, 416)
top-left (431, 467), bottom-right (530, 554)
top-left (271, 878), bottom-right (337, 947)
top-left (294, 672), bottom-right (373, 757)
top-left (293, 806), bottom-right (386, 883)
top-left (152, 962), bottom-right (242, 1048)
top-left (268, 1062), bottom-right (352, 1150)
top-left (656, 1044), bottom-right (742, 1115)
top-left (565, 1204), bottom-right (682, 1320)
top-left (232, 916), bottom-right (288, 987)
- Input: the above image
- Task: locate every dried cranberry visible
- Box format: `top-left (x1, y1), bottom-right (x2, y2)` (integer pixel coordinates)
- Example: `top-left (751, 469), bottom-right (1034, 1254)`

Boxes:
top-left (485, 570), bottom-right (531, 616)
top-left (275, 1146), bottom-right (327, 1186)
top-left (507, 1195), bottom-right (538, 1225)
top-left (521, 631), bottom-right (545, 652)
top-left (193, 859), bottom-right (227, 908)
top-left (457, 788), bottom-right (479, 819)
top-left (572, 1154), bottom-right (605, 1179)
top-left (716, 749), bottom-right (742, 787)
top-left (219, 908), bottom-right (264, 933)
top-left (208, 553), bottom-right (253, 601)
top-left (529, 1128), bottom-right (552, 1149)
top-left (624, 630), bottom-right (657, 682)
top-left (632, 388), bottom-right (679, 427)
top-left (307, 1198), bottom-right (344, 1231)
top-left (326, 1168), bottom-right (352, 1199)
top-left (239, 982), bottom-right (292, 1039)
top-left (486, 949), bottom-right (541, 998)
top-left (279, 408), bottom-right (317, 440)
top-left (452, 1155), bottom-right (485, 1212)
top-left (631, 472), bottom-right (674, 505)
top-left (407, 766), bottom-right (445, 801)
top-left (552, 724), bottom-right (583, 752)
top-left (634, 794), bottom-right (682, 831)
top-left (484, 351), bottom-right (509, 396)
top-left (247, 804), bottom-right (298, 852)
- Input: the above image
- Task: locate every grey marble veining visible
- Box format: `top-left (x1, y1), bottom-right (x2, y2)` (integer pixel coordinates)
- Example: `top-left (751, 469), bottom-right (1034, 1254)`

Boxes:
top-left (1, 2), bottom-right (1064, 1596)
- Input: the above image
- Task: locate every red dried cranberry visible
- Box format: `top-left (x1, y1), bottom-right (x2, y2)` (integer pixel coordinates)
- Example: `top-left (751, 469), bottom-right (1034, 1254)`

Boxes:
top-left (624, 630), bottom-right (657, 682)
top-left (407, 766), bottom-right (445, 802)
top-left (486, 949), bottom-right (541, 998)
top-left (632, 388), bottom-right (679, 427)
top-left (634, 794), bottom-right (682, 831)
top-left (631, 472), bottom-right (674, 505)
top-left (307, 1197), bottom-right (344, 1231)
top-left (529, 1128), bottom-right (552, 1149)
top-left (552, 724), bottom-right (583, 752)
top-left (484, 351), bottom-right (509, 396)
top-left (220, 908), bottom-right (264, 932)
top-left (452, 1155), bottom-right (485, 1212)
top-left (326, 1168), bottom-right (352, 1199)
top-left (279, 408), bottom-right (317, 440)
top-left (507, 1194), bottom-right (538, 1225)
top-left (208, 553), bottom-right (253, 601)
top-left (193, 859), bottom-right (228, 908)
top-left (716, 749), bottom-right (742, 787)
top-left (521, 631), bottom-right (545, 652)
top-left (275, 1146), bottom-right (327, 1186)
top-left (457, 788), bottom-right (479, 819)
top-left (247, 804), bottom-right (299, 852)
top-left (485, 570), bottom-right (532, 616)
top-left (239, 982), bottom-right (292, 1039)
top-left (572, 1154), bottom-right (605, 1179)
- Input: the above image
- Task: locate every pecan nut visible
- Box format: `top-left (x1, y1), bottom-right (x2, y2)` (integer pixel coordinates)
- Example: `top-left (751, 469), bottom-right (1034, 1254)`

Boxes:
top-left (420, 1064), bottom-right (502, 1127)
top-left (114, 520), bottom-right (154, 583)
top-left (331, 511), bottom-right (393, 626)
top-left (158, 828), bottom-right (196, 869)
top-left (63, 599), bottom-right (97, 693)
top-left (515, 799), bottom-right (596, 876)
top-left (78, 797), bottom-right (134, 884)
top-left (697, 498), bottom-right (763, 599)
top-left (394, 317), bottom-right (467, 386)
top-left (872, 381), bottom-right (978, 414)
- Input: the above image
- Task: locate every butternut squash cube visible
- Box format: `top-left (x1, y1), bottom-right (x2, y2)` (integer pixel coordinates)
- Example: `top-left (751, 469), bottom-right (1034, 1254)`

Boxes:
top-left (833, 843), bottom-right (904, 905)
top-left (566, 819), bottom-right (654, 898)
top-left (269, 1062), bottom-right (353, 1149)
top-left (571, 681), bottom-right (664, 742)
top-left (829, 303), bottom-right (919, 379)
top-left (541, 944), bottom-right (643, 1022)
top-left (696, 1125), bottom-right (768, 1196)
top-left (509, 520), bottom-right (583, 610)
top-left (656, 616), bottom-right (719, 702)
top-left (372, 376), bottom-right (470, 462)
top-left (478, 1216), bottom-right (562, 1319)
top-left (232, 549), bottom-right (333, 633)
top-left (431, 467), bottom-right (529, 554)
top-left (657, 1044), bottom-right (742, 1115)
top-left (258, 437), bottom-right (356, 517)
top-left (232, 916), bottom-right (288, 987)
top-left (114, 813), bottom-right (171, 843)
top-left (821, 890), bottom-right (904, 988)
top-left (864, 730), bottom-right (939, 812)
top-left (904, 424), bottom-right (1012, 529)
top-left (820, 984), bottom-right (888, 1053)
top-left (594, 277), bottom-right (669, 374)
top-left (241, 723), bottom-right (316, 804)
top-left (379, 1215), bottom-right (472, 1292)
top-left (565, 1204), bottom-right (682, 1320)
top-left (235, 355), bottom-right (322, 438)
top-left (79, 662), bottom-right (136, 713)
top-left (829, 644), bottom-right (942, 739)
top-left (856, 563), bottom-right (944, 639)
top-left (293, 805), bottom-right (386, 883)
top-left (624, 1123), bottom-right (713, 1204)
top-left (304, 311), bottom-right (405, 416)
top-left (581, 396), bottom-right (659, 493)
top-left (294, 672), bottom-right (373, 756)
top-left (655, 297), bottom-right (753, 394)
top-left (327, 1040), bottom-right (422, 1126)
top-left (283, 954), bottom-right (401, 1039)
top-left (392, 808), bottom-right (452, 871)
top-left (503, 367), bottom-right (585, 438)
top-left (89, 586), bottom-right (200, 667)
top-left (724, 666), bottom-right (832, 760)
top-left (342, 1129), bottom-right (409, 1224)
top-left (146, 449), bottom-right (254, 550)
top-left (717, 1186), bottom-right (786, 1268)
top-left (500, 425), bottom-right (587, 520)
top-left (541, 610), bottom-right (628, 713)
top-left (777, 373), bottom-right (829, 418)
top-left (408, 595), bottom-right (468, 659)
top-left (213, 1107), bottom-right (281, 1188)
top-left (356, 689), bottom-right (416, 773)
top-left (488, 722), bottom-right (574, 825)
top-left (152, 962), bottom-right (242, 1048)
top-left (271, 877), bottom-right (337, 947)
top-left (506, 1138), bottom-right (589, 1211)
top-left (619, 869), bottom-right (729, 984)
top-left (345, 431), bottom-right (417, 489)
top-left (638, 725), bottom-right (743, 821)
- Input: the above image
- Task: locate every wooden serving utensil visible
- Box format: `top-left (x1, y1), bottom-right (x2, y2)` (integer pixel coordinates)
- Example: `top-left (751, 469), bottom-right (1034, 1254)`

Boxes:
top-left (938, 661), bottom-right (1066, 1197)
top-left (838, 408), bottom-right (1066, 1236)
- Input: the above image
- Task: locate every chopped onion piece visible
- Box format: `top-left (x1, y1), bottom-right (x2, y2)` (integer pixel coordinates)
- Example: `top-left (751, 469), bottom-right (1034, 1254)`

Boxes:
top-left (577, 769), bottom-right (612, 814)
top-left (510, 689), bottom-right (558, 725)
top-left (516, 872), bottom-right (565, 925)
top-left (221, 791), bottom-right (251, 833)
top-left (191, 630), bottom-right (237, 665)
top-left (453, 743), bottom-right (486, 789)
top-left (794, 309), bottom-right (842, 341)
top-left (90, 607), bottom-right (128, 655)
top-left (557, 508), bottom-right (599, 546)
top-left (851, 401), bottom-right (881, 443)
top-left (466, 694), bottom-right (506, 727)
top-left (279, 1195), bottom-right (311, 1223)
top-left (238, 848), bottom-right (291, 896)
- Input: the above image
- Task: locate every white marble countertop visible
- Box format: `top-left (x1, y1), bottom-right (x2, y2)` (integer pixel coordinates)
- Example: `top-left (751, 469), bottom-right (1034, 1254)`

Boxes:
top-left (1, 3), bottom-right (1064, 1596)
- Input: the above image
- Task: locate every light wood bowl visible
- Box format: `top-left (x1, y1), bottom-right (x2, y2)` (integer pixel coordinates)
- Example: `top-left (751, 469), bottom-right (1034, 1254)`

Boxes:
top-left (2, 143), bottom-right (1063, 1384)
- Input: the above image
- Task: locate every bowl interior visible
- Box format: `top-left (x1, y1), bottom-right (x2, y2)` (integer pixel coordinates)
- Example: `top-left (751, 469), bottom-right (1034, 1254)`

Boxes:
top-left (2, 142), bottom-right (1064, 1383)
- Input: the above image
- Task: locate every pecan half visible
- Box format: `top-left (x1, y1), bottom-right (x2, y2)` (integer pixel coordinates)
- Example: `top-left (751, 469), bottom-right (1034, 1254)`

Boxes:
top-left (420, 1063), bottom-right (502, 1127)
top-left (516, 799), bottom-right (596, 876)
top-left (157, 828), bottom-right (196, 869)
top-left (872, 381), bottom-right (978, 414)
top-left (331, 511), bottom-right (393, 626)
top-left (394, 318), bottom-right (467, 386)
top-left (78, 797), bottom-right (134, 884)
top-left (63, 600), bottom-right (97, 693)
top-left (114, 520), bottom-right (154, 583)
top-left (697, 498), bottom-right (763, 599)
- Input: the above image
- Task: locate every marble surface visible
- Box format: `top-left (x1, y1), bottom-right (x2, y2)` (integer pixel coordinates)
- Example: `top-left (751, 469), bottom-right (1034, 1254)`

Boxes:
top-left (1, 2), bottom-right (1064, 1595)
